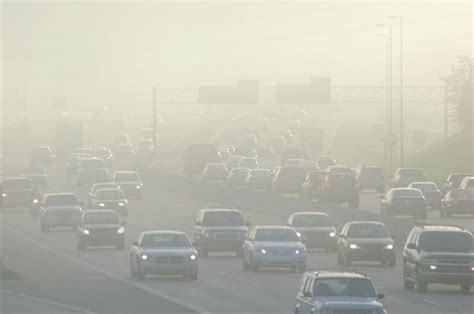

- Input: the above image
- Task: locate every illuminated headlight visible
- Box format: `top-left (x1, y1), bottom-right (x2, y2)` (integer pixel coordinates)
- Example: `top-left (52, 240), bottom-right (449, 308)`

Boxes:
top-left (116, 226), bottom-right (125, 234)
top-left (83, 229), bottom-right (90, 235)
top-left (141, 254), bottom-right (149, 261)
top-left (32, 199), bottom-right (39, 204)
top-left (329, 232), bottom-right (336, 237)
top-left (99, 203), bottom-right (105, 207)
top-left (260, 248), bottom-right (267, 254)
top-left (1, 193), bottom-right (7, 197)
top-left (295, 249), bottom-right (305, 255)
top-left (349, 244), bottom-right (360, 250)
top-left (136, 185), bottom-right (142, 189)
top-left (430, 265), bottom-right (437, 270)
top-left (189, 254), bottom-right (197, 261)
top-left (296, 232), bottom-right (302, 237)
top-left (471, 266), bottom-right (474, 272)
top-left (384, 244), bottom-right (394, 250)
top-left (118, 202), bottom-right (125, 206)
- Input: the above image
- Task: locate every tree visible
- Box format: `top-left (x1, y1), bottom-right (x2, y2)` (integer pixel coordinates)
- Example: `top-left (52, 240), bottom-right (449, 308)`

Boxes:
top-left (442, 56), bottom-right (473, 133)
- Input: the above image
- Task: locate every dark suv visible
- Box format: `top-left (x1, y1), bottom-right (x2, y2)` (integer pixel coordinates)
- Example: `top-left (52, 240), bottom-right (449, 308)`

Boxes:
top-left (194, 208), bottom-right (251, 257)
top-left (403, 225), bottom-right (473, 292)
top-left (0, 177), bottom-right (37, 211)
top-left (318, 173), bottom-right (360, 208)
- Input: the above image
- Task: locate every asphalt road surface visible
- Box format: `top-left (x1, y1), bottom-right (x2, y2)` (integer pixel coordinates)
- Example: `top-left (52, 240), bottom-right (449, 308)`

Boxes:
top-left (1, 164), bottom-right (473, 314)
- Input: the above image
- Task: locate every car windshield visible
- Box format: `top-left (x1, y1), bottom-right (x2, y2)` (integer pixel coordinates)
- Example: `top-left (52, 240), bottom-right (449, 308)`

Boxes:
top-left (450, 189), bottom-right (474, 199)
top-left (255, 229), bottom-right (299, 242)
top-left (250, 170), bottom-right (271, 176)
top-left (2, 179), bottom-right (32, 189)
top-left (292, 215), bottom-right (332, 227)
top-left (46, 194), bottom-right (78, 206)
top-left (420, 232), bottom-right (472, 252)
top-left (313, 278), bottom-right (376, 298)
top-left (392, 189), bottom-right (423, 198)
top-left (347, 224), bottom-right (389, 238)
top-left (84, 212), bottom-right (120, 225)
top-left (115, 173), bottom-right (139, 181)
top-left (96, 190), bottom-right (124, 200)
top-left (399, 168), bottom-right (424, 177)
top-left (202, 212), bottom-right (244, 227)
top-left (140, 234), bottom-right (190, 248)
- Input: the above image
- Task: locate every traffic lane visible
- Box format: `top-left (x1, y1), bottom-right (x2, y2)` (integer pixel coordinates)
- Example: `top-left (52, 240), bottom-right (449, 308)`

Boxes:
top-left (0, 225), bottom-right (198, 314)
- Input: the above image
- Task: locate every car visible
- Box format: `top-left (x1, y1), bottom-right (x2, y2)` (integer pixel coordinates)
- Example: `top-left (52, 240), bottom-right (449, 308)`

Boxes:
top-left (280, 146), bottom-right (303, 165)
top-left (284, 158), bottom-right (305, 168)
top-left (380, 188), bottom-right (427, 219)
top-left (194, 208), bottom-right (250, 257)
top-left (287, 212), bottom-right (337, 250)
top-left (202, 163), bottom-right (228, 181)
top-left (78, 157), bottom-right (107, 169)
top-left (408, 182), bottom-right (442, 210)
top-left (88, 183), bottom-right (120, 206)
top-left (76, 210), bottom-right (125, 250)
top-left (77, 167), bottom-right (109, 186)
top-left (22, 165), bottom-right (48, 188)
top-left (390, 167), bottom-right (427, 188)
top-left (234, 146), bottom-right (257, 158)
top-left (89, 188), bottom-right (128, 215)
top-left (113, 171), bottom-right (143, 199)
top-left (316, 155), bottom-right (336, 170)
top-left (67, 154), bottom-right (90, 178)
top-left (135, 139), bottom-right (154, 154)
top-left (39, 206), bottom-right (82, 232)
top-left (356, 166), bottom-right (385, 192)
top-left (440, 188), bottom-right (474, 217)
top-left (256, 145), bottom-right (274, 160)
top-left (459, 176), bottom-right (474, 190)
top-left (337, 221), bottom-right (396, 267)
top-left (73, 147), bottom-right (93, 156)
top-left (238, 157), bottom-right (258, 169)
top-left (246, 169), bottom-right (273, 191)
top-left (130, 231), bottom-right (198, 280)
top-left (318, 173), bottom-right (360, 208)
top-left (226, 155), bottom-right (243, 171)
top-left (227, 167), bottom-right (251, 187)
top-left (31, 146), bottom-right (55, 166)
top-left (0, 177), bottom-right (37, 211)
top-left (403, 225), bottom-right (474, 292)
top-left (441, 173), bottom-right (472, 195)
top-left (273, 166), bottom-right (307, 194)
top-left (139, 128), bottom-right (158, 141)
top-left (294, 270), bottom-right (386, 314)
top-left (300, 126), bottom-right (323, 156)
top-left (243, 226), bottom-right (307, 272)
top-left (301, 170), bottom-right (329, 200)
top-left (217, 147), bottom-right (231, 162)
top-left (268, 135), bottom-right (286, 153)
top-left (92, 148), bottom-right (113, 167)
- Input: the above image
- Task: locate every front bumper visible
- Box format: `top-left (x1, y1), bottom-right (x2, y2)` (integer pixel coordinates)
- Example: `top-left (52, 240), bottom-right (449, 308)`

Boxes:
top-left (421, 270), bottom-right (474, 284)
top-left (348, 248), bottom-right (395, 261)
top-left (254, 254), bottom-right (306, 268)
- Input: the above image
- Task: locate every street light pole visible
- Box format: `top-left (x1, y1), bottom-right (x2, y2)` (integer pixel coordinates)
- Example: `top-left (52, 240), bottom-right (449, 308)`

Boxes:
top-left (377, 33), bottom-right (390, 165)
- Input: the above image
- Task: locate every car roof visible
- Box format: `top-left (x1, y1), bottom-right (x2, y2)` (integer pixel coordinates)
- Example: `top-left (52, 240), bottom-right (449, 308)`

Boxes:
top-left (417, 225), bottom-right (469, 233)
top-left (308, 270), bottom-right (369, 279)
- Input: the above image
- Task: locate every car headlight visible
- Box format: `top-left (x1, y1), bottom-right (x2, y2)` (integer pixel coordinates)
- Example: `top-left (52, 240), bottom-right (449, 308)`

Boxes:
top-left (141, 254), bottom-right (149, 261)
top-left (118, 202), bottom-right (125, 206)
top-left (136, 185), bottom-right (142, 189)
top-left (260, 248), bottom-right (267, 254)
top-left (1, 193), bottom-right (7, 197)
top-left (83, 229), bottom-right (90, 235)
top-left (32, 199), bottom-right (39, 204)
top-left (384, 244), bottom-right (394, 250)
top-left (189, 254), bottom-right (197, 261)
top-left (99, 203), bottom-right (105, 207)
top-left (429, 265), bottom-right (437, 270)
top-left (296, 232), bottom-right (302, 237)
top-left (329, 232), bottom-right (336, 237)
top-left (295, 249), bottom-right (305, 255)
top-left (117, 226), bottom-right (125, 234)
top-left (349, 244), bottom-right (360, 249)
top-left (471, 266), bottom-right (474, 272)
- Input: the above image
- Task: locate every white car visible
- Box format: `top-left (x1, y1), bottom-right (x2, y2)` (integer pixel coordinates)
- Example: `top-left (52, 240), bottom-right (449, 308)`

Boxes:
top-left (130, 231), bottom-right (198, 280)
top-left (242, 226), bottom-right (307, 272)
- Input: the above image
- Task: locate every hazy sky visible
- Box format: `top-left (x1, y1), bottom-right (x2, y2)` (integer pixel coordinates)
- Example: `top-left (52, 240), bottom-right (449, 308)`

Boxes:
top-left (1, 1), bottom-right (472, 114)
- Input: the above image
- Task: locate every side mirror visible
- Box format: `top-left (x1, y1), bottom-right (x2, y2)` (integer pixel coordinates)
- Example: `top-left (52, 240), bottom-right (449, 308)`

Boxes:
top-left (407, 243), bottom-right (417, 250)
top-left (377, 293), bottom-right (385, 300)
top-left (132, 241), bottom-right (139, 247)
top-left (121, 221), bottom-right (127, 226)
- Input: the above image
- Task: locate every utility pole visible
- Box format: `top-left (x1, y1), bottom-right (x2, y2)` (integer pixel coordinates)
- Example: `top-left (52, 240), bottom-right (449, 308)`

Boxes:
top-left (444, 83), bottom-right (448, 138)
top-left (152, 87), bottom-right (157, 155)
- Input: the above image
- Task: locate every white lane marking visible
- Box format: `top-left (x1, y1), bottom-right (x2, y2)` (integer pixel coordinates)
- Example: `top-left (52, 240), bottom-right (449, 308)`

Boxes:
top-left (6, 227), bottom-right (211, 314)
top-left (216, 271), bottom-right (261, 288)
top-left (0, 288), bottom-right (95, 314)
top-left (424, 299), bottom-right (441, 306)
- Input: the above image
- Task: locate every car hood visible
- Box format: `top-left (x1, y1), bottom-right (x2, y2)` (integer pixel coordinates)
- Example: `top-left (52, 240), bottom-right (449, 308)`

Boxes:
top-left (316, 296), bottom-right (381, 308)
top-left (254, 241), bottom-right (304, 249)
top-left (139, 247), bottom-right (197, 256)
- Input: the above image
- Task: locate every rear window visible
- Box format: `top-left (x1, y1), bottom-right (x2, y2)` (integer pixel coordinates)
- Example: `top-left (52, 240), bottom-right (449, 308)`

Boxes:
top-left (399, 168), bottom-right (424, 177)
top-left (202, 211), bottom-right (244, 227)
top-left (313, 278), bottom-right (375, 298)
top-left (347, 223), bottom-right (389, 238)
top-left (46, 194), bottom-right (78, 206)
top-left (292, 214), bottom-right (332, 227)
top-left (2, 179), bottom-right (32, 189)
top-left (96, 189), bottom-right (124, 200)
top-left (115, 173), bottom-right (139, 181)
top-left (327, 174), bottom-right (355, 184)
top-left (392, 189), bottom-right (423, 198)
top-left (420, 232), bottom-right (472, 253)
top-left (410, 183), bottom-right (438, 193)
top-left (231, 168), bottom-right (250, 175)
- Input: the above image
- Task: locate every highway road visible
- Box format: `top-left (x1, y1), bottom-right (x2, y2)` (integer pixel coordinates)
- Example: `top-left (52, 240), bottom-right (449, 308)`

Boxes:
top-left (1, 163), bottom-right (473, 314)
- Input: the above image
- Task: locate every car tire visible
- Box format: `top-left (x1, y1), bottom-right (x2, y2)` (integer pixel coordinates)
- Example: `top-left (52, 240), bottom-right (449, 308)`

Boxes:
top-left (415, 268), bottom-right (427, 292)
top-left (40, 223), bottom-right (49, 233)
top-left (403, 266), bottom-right (414, 289)
top-left (461, 283), bottom-right (471, 292)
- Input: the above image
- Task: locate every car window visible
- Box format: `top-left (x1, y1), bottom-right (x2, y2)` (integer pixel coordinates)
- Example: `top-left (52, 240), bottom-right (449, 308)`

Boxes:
top-left (292, 215), bottom-right (332, 227)
top-left (419, 232), bottom-right (472, 253)
top-left (46, 194), bottom-right (78, 206)
top-left (347, 224), bottom-right (389, 238)
top-left (140, 234), bottom-right (190, 248)
top-left (84, 212), bottom-right (119, 225)
top-left (202, 212), bottom-right (244, 227)
top-left (313, 278), bottom-right (376, 298)
top-left (255, 229), bottom-right (298, 242)
top-left (115, 173), bottom-right (139, 181)
top-left (96, 189), bottom-right (124, 200)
